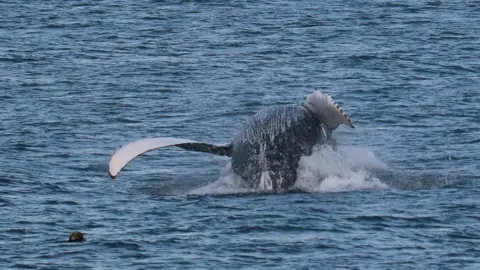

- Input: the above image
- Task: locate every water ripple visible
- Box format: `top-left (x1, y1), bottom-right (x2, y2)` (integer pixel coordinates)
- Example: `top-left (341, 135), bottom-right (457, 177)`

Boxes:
top-left (1, 0), bottom-right (479, 269)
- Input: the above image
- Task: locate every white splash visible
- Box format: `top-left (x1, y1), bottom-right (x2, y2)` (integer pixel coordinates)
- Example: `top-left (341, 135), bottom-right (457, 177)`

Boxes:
top-left (188, 163), bottom-right (256, 195)
top-left (295, 145), bottom-right (388, 193)
top-left (258, 171), bottom-right (273, 191)
top-left (189, 144), bottom-right (388, 195)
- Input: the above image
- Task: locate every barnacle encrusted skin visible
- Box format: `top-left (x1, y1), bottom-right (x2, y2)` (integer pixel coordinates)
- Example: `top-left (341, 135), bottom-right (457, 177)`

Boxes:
top-left (231, 105), bottom-right (327, 191)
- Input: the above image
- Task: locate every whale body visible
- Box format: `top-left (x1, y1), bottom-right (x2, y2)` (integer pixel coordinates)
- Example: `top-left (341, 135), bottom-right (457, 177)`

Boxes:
top-left (108, 90), bottom-right (354, 192)
top-left (231, 105), bottom-right (328, 191)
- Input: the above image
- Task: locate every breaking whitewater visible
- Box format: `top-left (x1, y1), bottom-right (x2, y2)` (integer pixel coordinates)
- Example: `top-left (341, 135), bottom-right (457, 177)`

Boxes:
top-left (190, 145), bottom-right (388, 195)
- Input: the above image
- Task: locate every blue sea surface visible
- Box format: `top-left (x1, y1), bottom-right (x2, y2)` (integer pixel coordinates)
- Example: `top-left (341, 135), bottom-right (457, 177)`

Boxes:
top-left (1, 0), bottom-right (479, 269)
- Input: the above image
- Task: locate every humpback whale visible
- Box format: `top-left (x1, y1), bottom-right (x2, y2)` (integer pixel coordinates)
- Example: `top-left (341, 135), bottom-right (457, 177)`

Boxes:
top-left (108, 90), bottom-right (354, 192)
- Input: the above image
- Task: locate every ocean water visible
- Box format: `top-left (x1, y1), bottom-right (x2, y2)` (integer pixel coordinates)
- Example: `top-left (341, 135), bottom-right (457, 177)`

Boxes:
top-left (1, 0), bottom-right (479, 269)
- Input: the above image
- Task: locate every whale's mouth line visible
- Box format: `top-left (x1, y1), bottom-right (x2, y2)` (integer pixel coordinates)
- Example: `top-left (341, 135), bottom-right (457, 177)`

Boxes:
top-left (302, 101), bottom-right (325, 122)
top-left (301, 103), bottom-right (332, 140)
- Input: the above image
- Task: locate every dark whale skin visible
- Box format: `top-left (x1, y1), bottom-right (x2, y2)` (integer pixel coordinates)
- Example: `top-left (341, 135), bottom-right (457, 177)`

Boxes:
top-left (231, 105), bottom-right (328, 191)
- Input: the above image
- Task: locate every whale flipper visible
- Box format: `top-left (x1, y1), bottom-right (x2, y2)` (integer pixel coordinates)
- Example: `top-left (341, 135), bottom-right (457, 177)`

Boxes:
top-left (108, 137), bottom-right (231, 179)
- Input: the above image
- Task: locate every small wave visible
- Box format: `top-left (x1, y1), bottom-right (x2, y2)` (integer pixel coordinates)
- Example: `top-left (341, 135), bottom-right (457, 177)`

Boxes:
top-left (102, 240), bottom-right (142, 250)
top-left (13, 264), bottom-right (37, 269)
top-left (7, 228), bottom-right (28, 234)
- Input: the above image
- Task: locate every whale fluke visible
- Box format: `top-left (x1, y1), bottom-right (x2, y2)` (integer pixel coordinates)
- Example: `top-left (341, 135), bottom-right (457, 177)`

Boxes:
top-left (108, 138), bottom-right (231, 179)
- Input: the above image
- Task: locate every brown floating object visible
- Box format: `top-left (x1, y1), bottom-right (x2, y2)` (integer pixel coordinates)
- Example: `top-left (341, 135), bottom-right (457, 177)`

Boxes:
top-left (69, 231), bottom-right (85, 242)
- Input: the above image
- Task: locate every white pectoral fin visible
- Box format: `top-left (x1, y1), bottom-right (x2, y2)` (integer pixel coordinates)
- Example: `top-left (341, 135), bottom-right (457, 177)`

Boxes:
top-left (108, 137), bottom-right (231, 179)
top-left (303, 89), bottom-right (355, 130)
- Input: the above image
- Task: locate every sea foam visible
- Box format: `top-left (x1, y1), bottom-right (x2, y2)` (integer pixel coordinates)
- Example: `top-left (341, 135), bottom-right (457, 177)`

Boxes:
top-left (189, 145), bottom-right (388, 195)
